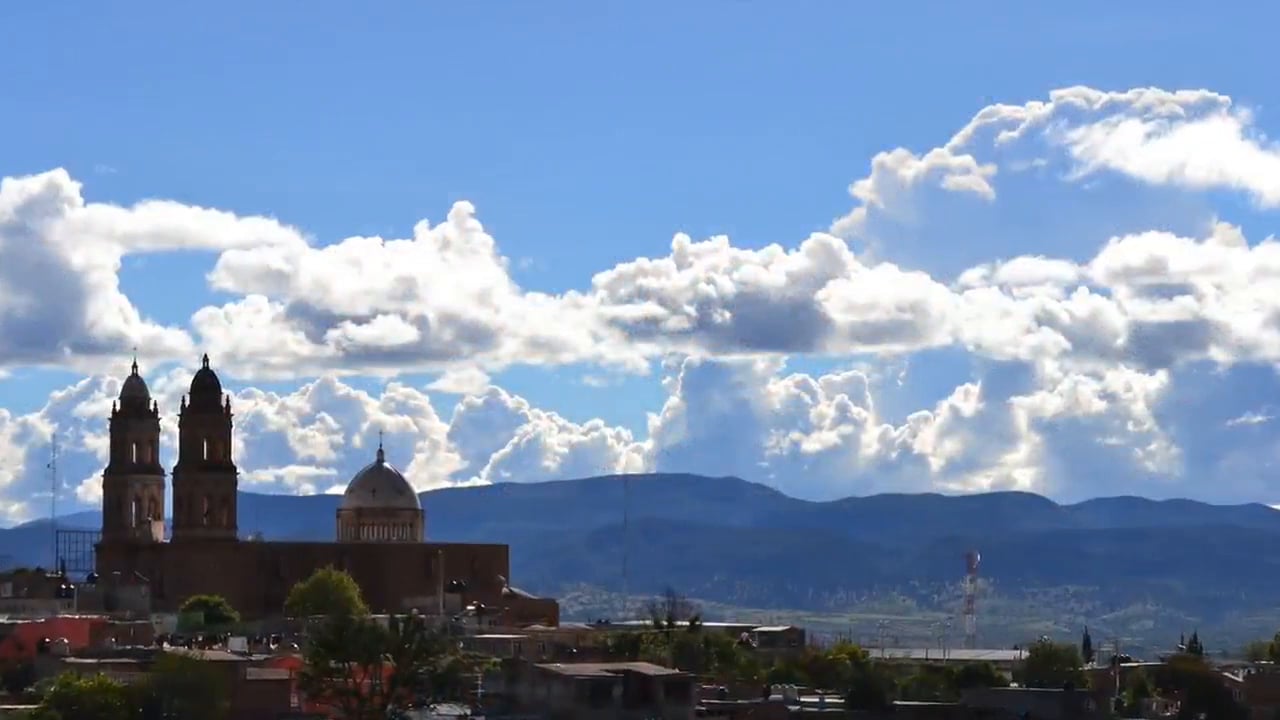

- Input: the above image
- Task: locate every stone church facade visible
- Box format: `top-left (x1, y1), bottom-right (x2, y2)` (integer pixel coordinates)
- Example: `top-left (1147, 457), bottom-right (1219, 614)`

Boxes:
top-left (95, 357), bottom-right (559, 625)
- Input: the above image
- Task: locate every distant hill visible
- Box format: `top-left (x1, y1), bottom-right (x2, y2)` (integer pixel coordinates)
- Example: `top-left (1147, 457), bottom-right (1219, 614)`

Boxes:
top-left (13, 473), bottom-right (1280, 655)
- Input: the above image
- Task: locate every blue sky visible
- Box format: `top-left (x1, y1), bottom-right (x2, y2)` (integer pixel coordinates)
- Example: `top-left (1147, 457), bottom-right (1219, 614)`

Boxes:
top-left (3, 2), bottom-right (1280, 522)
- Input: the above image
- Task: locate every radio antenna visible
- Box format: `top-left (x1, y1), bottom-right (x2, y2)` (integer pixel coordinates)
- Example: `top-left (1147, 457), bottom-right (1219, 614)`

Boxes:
top-left (47, 434), bottom-right (59, 568)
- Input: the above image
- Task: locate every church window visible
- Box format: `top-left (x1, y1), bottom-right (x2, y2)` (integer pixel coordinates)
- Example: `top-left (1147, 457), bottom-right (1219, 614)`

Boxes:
top-left (202, 438), bottom-right (209, 461)
top-left (131, 442), bottom-right (139, 463)
top-left (202, 496), bottom-right (211, 526)
top-left (131, 497), bottom-right (141, 527)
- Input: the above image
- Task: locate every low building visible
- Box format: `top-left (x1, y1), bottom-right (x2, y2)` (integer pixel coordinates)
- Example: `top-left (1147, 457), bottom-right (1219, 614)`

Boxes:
top-left (54, 645), bottom-right (294, 720)
top-left (750, 625), bottom-right (807, 654)
top-left (1221, 664), bottom-right (1280, 719)
top-left (0, 615), bottom-right (154, 666)
top-left (869, 646), bottom-right (1027, 671)
top-left (0, 569), bottom-right (74, 616)
top-left (961, 686), bottom-right (1105, 719)
top-left (506, 660), bottom-right (695, 720)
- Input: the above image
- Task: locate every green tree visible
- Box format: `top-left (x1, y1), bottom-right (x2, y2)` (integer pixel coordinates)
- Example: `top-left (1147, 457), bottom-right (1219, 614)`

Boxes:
top-left (1154, 653), bottom-right (1245, 720)
top-left (30, 673), bottom-right (138, 720)
top-left (899, 662), bottom-right (1006, 704)
top-left (605, 631), bottom-right (647, 661)
top-left (179, 594), bottom-right (240, 629)
top-left (1249, 630), bottom-right (1280, 662)
top-left (950, 661), bottom-right (1008, 692)
top-left (140, 652), bottom-right (230, 720)
top-left (645, 587), bottom-right (699, 625)
top-left (299, 613), bottom-right (470, 720)
top-left (1186, 630), bottom-right (1205, 657)
top-left (285, 566), bottom-right (369, 618)
top-left (1, 660), bottom-right (35, 696)
top-left (841, 654), bottom-right (897, 711)
top-left (750, 641), bottom-right (896, 710)
top-left (1015, 638), bottom-right (1086, 689)
top-left (1244, 640), bottom-right (1271, 662)
top-left (1121, 669), bottom-right (1153, 719)
top-left (899, 666), bottom-right (953, 702)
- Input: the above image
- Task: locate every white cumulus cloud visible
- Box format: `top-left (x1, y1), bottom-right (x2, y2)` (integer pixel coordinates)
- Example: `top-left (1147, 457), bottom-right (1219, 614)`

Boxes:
top-left (6, 84), bottom-right (1280, 518)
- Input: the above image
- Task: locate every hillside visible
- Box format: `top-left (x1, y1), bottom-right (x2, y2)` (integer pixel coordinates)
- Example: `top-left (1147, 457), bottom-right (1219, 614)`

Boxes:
top-left (15, 473), bottom-right (1280, 655)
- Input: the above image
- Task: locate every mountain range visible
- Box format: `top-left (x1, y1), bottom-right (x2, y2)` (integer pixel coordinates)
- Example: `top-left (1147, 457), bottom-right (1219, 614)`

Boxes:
top-left (13, 473), bottom-right (1280, 656)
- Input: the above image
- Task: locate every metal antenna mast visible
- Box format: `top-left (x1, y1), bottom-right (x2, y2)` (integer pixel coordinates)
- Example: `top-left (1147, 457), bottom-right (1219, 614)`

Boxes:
top-left (622, 475), bottom-right (630, 619)
top-left (963, 550), bottom-right (981, 649)
top-left (48, 434), bottom-right (59, 568)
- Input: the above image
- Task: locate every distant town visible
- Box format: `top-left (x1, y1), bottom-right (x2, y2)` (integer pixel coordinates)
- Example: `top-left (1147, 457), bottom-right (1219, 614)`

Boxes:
top-left (0, 359), bottom-right (1274, 719)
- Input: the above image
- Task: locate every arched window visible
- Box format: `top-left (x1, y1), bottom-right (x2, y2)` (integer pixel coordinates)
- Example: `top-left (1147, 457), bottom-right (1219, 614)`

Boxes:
top-left (131, 442), bottom-right (139, 463)
top-left (202, 438), bottom-right (209, 461)
top-left (201, 496), bottom-right (211, 526)
top-left (131, 496), bottom-right (141, 527)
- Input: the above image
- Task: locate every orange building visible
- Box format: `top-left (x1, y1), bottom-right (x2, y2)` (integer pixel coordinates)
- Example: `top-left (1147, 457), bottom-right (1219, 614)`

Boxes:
top-left (0, 616), bottom-right (153, 662)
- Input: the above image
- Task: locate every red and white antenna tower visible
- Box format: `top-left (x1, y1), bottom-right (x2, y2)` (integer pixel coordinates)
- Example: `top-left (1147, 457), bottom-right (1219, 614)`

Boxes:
top-left (963, 550), bottom-right (981, 649)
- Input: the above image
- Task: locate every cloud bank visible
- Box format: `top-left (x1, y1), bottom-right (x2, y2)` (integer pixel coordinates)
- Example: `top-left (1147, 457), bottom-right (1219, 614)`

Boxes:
top-left (4, 85), bottom-right (1280, 523)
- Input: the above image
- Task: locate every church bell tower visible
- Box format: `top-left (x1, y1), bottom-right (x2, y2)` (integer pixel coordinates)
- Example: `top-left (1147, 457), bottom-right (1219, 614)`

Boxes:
top-left (171, 354), bottom-right (238, 541)
top-left (101, 358), bottom-right (165, 543)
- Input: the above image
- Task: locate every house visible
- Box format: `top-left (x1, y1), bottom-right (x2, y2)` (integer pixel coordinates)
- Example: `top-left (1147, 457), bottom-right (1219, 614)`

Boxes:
top-left (506, 660), bottom-right (695, 720)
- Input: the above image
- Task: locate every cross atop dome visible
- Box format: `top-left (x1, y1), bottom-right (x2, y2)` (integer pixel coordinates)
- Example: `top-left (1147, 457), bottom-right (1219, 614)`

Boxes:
top-left (377, 430), bottom-right (385, 463)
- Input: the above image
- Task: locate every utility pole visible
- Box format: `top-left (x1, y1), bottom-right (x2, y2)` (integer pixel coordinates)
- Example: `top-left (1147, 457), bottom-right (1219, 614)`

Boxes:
top-left (943, 617), bottom-right (953, 660)
top-left (1112, 637), bottom-right (1122, 701)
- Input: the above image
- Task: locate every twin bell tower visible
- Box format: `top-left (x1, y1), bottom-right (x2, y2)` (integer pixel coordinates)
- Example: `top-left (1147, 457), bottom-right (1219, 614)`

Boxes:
top-left (101, 355), bottom-right (238, 544)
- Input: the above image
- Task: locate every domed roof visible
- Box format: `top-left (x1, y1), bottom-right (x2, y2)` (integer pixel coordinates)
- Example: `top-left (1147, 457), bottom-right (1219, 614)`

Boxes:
top-left (190, 354), bottom-right (223, 398)
top-left (119, 359), bottom-right (150, 402)
top-left (341, 443), bottom-right (421, 511)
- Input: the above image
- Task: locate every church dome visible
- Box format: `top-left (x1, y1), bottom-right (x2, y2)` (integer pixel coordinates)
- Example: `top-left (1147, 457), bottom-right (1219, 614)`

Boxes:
top-left (189, 354), bottom-right (222, 398)
top-left (341, 445), bottom-right (421, 511)
top-left (119, 360), bottom-right (150, 402)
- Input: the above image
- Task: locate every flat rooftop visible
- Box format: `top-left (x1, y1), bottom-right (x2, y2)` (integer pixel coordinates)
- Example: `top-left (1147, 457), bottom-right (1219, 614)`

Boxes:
top-left (872, 647), bottom-right (1027, 662)
top-left (535, 661), bottom-right (686, 678)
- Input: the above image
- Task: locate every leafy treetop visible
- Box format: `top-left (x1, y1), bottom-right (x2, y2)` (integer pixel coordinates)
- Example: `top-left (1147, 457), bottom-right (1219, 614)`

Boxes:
top-left (1015, 638), bottom-right (1086, 689)
top-left (179, 594), bottom-right (240, 628)
top-left (300, 612), bottom-right (476, 720)
top-left (30, 651), bottom-right (229, 720)
top-left (285, 566), bottom-right (369, 618)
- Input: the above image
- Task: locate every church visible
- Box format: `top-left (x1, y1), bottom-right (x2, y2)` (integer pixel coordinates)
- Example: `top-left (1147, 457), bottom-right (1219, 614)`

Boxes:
top-left (94, 355), bottom-right (559, 625)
